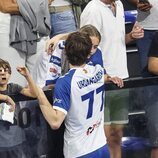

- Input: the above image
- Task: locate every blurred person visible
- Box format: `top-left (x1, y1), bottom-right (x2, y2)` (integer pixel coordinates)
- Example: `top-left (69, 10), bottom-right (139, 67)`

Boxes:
top-left (146, 31), bottom-right (158, 158)
top-left (128, 1), bottom-right (158, 158)
top-left (80, 1), bottom-right (144, 158)
top-left (0, 58), bottom-right (36, 158)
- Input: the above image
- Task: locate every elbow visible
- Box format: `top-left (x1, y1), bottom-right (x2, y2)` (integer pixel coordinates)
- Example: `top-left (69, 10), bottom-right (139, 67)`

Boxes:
top-left (49, 121), bottom-right (62, 130)
top-left (148, 64), bottom-right (158, 75)
top-left (148, 58), bottom-right (158, 75)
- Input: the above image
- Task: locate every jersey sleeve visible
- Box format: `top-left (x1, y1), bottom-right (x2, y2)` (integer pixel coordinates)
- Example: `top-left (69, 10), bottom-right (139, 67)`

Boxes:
top-left (53, 78), bottom-right (71, 115)
top-left (46, 40), bottom-right (65, 85)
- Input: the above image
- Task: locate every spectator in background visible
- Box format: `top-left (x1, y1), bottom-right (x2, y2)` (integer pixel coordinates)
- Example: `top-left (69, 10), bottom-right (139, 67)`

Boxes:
top-left (49, 0), bottom-right (77, 38)
top-left (146, 31), bottom-right (158, 158)
top-left (0, 0), bottom-right (51, 86)
top-left (0, 58), bottom-right (36, 158)
top-left (80, 0), bottom-right (144, 158)
top-left (148, 32), bottom-right (158, 75)
top-left (128, 1), bottom-right (158, 158)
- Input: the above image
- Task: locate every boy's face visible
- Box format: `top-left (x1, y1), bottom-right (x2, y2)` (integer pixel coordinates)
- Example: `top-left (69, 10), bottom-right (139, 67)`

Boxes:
top-left (0, 67), bottom-right (11, 86)
top-left (90, 36), bottom-right (100, 55)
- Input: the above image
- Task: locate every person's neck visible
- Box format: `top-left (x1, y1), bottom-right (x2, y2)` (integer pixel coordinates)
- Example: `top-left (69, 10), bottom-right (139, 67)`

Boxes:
top-left (69, 63), bottom-right (86, 69)
top-left (0, 84), bottom-right (7, 91)
top-left (101, 0), bottom-right (115, 5)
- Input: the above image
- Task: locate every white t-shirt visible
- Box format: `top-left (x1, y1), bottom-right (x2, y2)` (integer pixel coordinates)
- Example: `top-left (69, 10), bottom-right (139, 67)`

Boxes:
top-left (53, 64), bottom-right (106, 158)
top-left (80, 0), bottom-right (129, 79)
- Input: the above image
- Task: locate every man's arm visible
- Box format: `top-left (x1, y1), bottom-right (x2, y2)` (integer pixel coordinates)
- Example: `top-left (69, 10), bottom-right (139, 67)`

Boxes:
top-left (17, 66), bottom-right (65, 129)
top-left (128, 0), bottom-right (138, 6)
top-left (128, 0), bottom-right (152, 11)
top-left (148, 57), bottom-right (158, 75)
top-left (16, 67), bottom-right (37, 98)
top-left (46, 33), bottom-right (70, 54)
top-left (104, 74), bottom-right (124, 88)
top-left (34, 87), bottom-right (66, 129)
top-left (125, 22), bottom-right (144, 44)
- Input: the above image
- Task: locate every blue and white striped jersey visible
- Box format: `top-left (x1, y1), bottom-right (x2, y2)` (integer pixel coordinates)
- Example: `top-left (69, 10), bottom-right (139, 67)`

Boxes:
top-left (53, 64), bottom-right (106, 158)
top-left (46, 40), bottom-right (65, 85)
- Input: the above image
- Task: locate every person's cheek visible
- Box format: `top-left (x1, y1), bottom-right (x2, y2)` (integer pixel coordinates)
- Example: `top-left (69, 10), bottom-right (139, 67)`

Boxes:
top-left (91, 48), bottom-right (97, 55)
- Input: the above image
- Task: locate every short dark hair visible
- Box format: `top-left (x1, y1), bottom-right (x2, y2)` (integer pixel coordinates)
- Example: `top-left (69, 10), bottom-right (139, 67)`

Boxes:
top-left (65, 32), bottom-right (92, 66)
top-left (0, 58), bottom-right (12, 74)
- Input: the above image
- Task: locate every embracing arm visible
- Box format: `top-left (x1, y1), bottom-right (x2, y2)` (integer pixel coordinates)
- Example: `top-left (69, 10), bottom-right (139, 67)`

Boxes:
top-left (46, 33), bottom-right (70, 54)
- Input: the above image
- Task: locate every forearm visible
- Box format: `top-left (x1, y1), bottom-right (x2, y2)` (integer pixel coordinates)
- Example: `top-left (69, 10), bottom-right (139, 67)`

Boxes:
top-left (104, 74), bottom-right (111, 83)
top-left (0, 94), bottom-right (8, 102)
top-left (25, 74), bottom-right (64, 129)
top-left (47, 32), bottom-right (71, 52)
top-left (148, 57), bottom-right (158, 75)
top-left (24, 74), bottom-right (37, 98)
top-left (125, 32), bottom-right (135, 44)
top-left (37, 89), bottom-right (63, 129)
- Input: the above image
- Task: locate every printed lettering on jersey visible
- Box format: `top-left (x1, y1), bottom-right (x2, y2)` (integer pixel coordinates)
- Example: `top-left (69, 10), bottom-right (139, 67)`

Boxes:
top-left (86, 118), bottom-right (102, 135)
top-left (53, 98), bottom-right (62, 104)
top-left (77, 69), bottom-right (103, 89)
top-left (49, 55), bottom-right (61, 67)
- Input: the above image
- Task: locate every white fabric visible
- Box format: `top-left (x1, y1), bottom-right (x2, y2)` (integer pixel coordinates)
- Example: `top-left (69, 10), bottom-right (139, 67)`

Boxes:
top-left (50, 0), bottom-right (71, 7)
top-left (137, 0), bottom-right (158, 30)
top-left (80, 0), bottom-right (129, 79)
top-left (32, 51), bottom-right (51, 88)
top-left (0, 103), bottom-right (14, 124)
top-left (32, 40), bottom-right (64, 87)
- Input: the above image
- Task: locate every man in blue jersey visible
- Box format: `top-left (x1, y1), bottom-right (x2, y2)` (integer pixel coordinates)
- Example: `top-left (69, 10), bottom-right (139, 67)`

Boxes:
top-left (27, 31), bottom-right (124, 158)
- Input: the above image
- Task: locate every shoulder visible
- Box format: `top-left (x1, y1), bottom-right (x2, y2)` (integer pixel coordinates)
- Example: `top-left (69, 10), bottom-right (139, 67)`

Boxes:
top-left (116, 0), bottom-right (124, 9)
top-left (57, 40), bottom-right (65, 49)
top-left (55, 69), bottom-right (76, 88)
